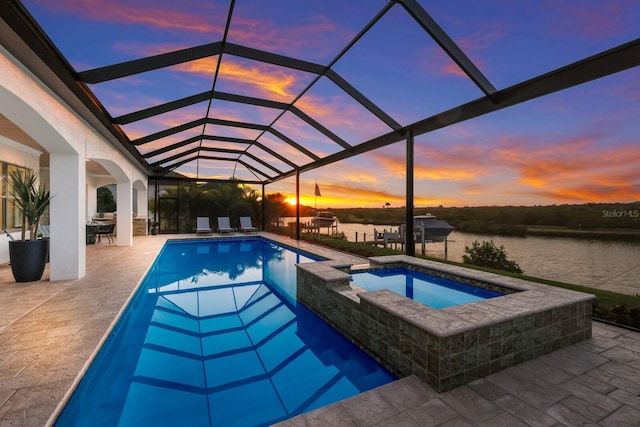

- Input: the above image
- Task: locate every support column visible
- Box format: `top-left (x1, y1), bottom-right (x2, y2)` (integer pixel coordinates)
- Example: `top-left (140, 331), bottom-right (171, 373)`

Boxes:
top-left (86, 178), bottom-right (98, 223)
top-left (49, 153), bottom-right (85, 280)
top-left (136, 186), bottom-right (148, 219)
top-left (406, 130), bottom-right (415, 256)
top-left (261, 183), bottom-right (266, 231)
top-left (295, 170), bottom-right (300, 241)
top-left (116, 180), bottom-right (133, 246)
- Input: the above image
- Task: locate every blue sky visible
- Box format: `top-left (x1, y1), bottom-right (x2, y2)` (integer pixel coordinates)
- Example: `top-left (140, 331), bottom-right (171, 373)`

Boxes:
top-left (22, 0), bottom-right (640, 208)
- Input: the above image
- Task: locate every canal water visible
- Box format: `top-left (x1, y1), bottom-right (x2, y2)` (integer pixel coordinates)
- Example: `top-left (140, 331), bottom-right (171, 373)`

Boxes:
top-left (283, 218), bottom-right (640, 295)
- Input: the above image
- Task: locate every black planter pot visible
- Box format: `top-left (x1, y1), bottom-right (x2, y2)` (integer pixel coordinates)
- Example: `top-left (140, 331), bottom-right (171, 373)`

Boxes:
top-left (9, 239), bottom-right (49, 282)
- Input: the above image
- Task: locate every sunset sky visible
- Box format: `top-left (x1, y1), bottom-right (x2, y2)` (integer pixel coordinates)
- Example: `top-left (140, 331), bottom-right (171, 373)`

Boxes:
top-left (22, 0), bottom-right (640, 208)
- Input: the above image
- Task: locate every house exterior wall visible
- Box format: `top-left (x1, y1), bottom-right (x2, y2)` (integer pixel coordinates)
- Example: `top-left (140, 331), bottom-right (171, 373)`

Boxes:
top-left (0, 43), bottom-right (148, 279)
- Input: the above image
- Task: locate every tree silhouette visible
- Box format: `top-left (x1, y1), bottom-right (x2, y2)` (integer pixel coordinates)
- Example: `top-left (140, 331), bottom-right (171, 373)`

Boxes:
top-left (97, 186), bottom-right (116, 212)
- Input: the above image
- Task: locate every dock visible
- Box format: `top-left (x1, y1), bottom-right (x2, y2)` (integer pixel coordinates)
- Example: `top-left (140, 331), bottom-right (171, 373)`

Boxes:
top-left (355, 228), bottom-right (450, 256)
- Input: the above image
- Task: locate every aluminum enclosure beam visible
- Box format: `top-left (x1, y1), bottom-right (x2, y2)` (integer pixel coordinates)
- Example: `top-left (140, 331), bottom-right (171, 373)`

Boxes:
top-left (267, 37), bottom-right (640, 184)
top-left (405, 130), bottom-right (415, 256)
top-left (394, 0), bottom-right (496, 97)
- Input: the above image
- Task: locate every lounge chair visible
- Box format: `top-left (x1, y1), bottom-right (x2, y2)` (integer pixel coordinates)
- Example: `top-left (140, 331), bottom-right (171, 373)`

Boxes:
top-left (196, 217), bottom-right (212, 235)
top-left (217, 217), bottom-right (235, 234)
top-left (239, 216), bottom-right (257, 233)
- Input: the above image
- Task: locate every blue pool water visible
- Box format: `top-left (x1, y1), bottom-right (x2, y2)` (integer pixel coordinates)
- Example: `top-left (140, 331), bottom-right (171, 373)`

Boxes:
top-left (56, 239), bottom-right (396, 426)
top-left (350, 267), bottom-right (502, 308)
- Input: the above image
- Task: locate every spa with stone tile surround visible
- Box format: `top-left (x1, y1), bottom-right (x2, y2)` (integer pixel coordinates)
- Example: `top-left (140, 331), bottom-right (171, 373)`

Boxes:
top-left (296, 255), bottom-right (595, 393)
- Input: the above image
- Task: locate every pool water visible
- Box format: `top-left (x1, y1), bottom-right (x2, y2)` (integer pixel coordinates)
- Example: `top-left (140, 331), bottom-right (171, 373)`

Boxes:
top-left (350, 267), bottom-right (502, 308)
top-left (56, 239), bottom-right (396, 426)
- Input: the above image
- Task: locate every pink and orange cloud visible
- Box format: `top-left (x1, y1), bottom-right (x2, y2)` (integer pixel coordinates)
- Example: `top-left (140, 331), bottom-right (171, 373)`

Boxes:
top-left (34, 0), bottom-right (224, 34)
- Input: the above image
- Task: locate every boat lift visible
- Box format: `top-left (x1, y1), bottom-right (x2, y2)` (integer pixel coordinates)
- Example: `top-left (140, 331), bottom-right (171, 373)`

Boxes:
top-left (363, 225), bottom-right (451, 256)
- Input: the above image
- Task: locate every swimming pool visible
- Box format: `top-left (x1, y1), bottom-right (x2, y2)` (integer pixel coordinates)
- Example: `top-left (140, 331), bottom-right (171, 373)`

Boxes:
top-left (55, 238), bottom-right (396, 426)
top-left (349, 267), bottom-right (502, 308)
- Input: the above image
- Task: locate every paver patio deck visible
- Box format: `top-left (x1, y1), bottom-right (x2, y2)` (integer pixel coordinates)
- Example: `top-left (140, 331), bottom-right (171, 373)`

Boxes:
top-left (1, 234), bottom-right (639, 426)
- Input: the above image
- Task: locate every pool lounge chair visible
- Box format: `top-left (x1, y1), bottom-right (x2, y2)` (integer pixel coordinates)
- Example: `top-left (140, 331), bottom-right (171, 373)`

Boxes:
top-left (196, 217), bottom-right (212, 235)
top-left (239, 216), bottom-right (257, 233)
top-left (217, 217), bottom-right (235, 234)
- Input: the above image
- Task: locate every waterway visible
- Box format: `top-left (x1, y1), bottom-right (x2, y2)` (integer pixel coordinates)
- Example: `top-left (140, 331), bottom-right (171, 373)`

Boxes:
top-left (282, 218), bottom-right (640, 295)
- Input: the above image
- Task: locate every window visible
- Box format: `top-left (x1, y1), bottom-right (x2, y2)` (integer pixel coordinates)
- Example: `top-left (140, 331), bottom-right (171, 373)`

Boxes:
top-left (1, 162), bottom-right (29, 230)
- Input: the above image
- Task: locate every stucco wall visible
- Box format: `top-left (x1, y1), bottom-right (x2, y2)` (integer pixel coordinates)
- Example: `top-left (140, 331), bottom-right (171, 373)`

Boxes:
top-left (0, 42), bottom-right (148, 278)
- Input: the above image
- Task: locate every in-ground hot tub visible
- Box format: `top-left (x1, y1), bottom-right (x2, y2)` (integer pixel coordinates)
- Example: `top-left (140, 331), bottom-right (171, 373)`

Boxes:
top-left (349, 267), bottom-right (504, 309)
top-left (296, 255), bottom-right (595, 392)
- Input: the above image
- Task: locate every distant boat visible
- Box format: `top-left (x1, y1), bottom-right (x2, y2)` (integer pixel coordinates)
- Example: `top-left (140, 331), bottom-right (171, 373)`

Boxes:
top-left (412, 213), bottom-right (454, 242)
top-left (311, 211), bottom-right (337, 228)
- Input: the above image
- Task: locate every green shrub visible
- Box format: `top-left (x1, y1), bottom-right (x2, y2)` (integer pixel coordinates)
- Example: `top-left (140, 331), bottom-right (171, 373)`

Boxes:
top-left (462, 240), bottom-right (523, 274)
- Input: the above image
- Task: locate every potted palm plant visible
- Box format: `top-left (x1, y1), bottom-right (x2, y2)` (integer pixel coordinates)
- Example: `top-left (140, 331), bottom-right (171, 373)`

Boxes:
top-left (5, 169), bottom-right (52, 282)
